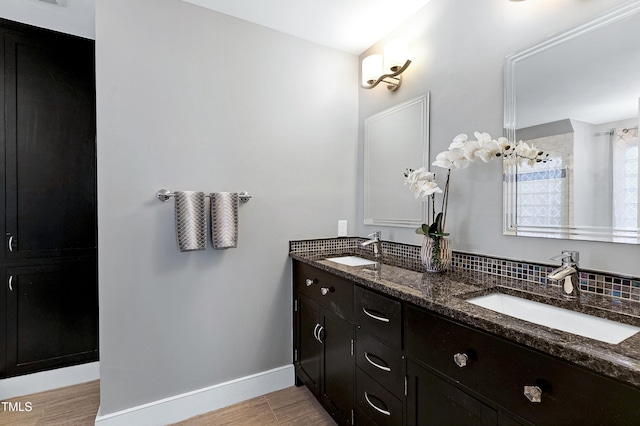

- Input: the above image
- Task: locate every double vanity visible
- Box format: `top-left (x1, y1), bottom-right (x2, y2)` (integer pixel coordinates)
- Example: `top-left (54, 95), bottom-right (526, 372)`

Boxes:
top-left (290, 238), bottom-right (640, 425)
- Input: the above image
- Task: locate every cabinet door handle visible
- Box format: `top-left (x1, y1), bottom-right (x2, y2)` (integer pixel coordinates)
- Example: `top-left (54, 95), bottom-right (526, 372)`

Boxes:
top-left (362, 307), bottom-right (390, 323)
top-left (313, 324), bottom-right (321, 341)
top-left (317, 326), bottom-right (325, 344)
top-left (364, 352), bottom-right (391, 372)
top-left (8, 275), bottom-right (13, 291)
top-left (7, 234), bottom-right (15, 252)
top-left (453, 352), bottom-right (469, 368)
top-left (524, 385), bottom-right (543, 403)
top-left (364, 392), bottom-right (391, 416)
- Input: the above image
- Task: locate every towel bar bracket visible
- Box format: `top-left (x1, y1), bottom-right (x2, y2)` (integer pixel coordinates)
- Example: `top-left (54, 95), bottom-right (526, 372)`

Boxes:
top-left (156, 189), bottom-right (252, 203)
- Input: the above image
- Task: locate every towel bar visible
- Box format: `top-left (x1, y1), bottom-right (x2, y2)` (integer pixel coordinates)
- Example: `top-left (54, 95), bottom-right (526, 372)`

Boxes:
top-left (156, 189), bottom-right (252, 203)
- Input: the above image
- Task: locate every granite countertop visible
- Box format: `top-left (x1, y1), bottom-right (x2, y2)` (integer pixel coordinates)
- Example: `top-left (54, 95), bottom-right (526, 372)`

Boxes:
top-left (290, 251), bottom-right (640, 389)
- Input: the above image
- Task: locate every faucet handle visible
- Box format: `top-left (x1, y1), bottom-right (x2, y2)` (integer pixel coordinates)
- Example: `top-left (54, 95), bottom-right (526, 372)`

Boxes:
top-left (367, 231), bottom-right (381, 239)
top-left (550, 250), bottom-right (579, 264)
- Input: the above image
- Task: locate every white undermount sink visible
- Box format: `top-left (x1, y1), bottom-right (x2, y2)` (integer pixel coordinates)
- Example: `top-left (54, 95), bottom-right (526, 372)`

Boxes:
top-left (325, 256), bottom-right (377, 267)
top-left (467, 292), bottom-right (640, 345)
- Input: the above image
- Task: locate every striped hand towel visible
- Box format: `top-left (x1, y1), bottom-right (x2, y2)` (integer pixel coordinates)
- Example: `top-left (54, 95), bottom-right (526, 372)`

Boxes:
top-left (210, 192), bottom-right (239, 249)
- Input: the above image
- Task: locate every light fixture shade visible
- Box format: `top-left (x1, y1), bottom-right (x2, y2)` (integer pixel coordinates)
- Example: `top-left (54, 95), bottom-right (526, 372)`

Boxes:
top-left (384, 38), bottom-right (409, 72)
top-left (362, 54), bottom-right (383, 86)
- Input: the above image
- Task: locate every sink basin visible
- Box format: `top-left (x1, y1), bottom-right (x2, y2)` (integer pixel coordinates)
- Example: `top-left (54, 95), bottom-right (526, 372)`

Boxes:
top-left (326, 256), bottom-right (377, 267)
top-left (467, 293), bottom-right (640, 344)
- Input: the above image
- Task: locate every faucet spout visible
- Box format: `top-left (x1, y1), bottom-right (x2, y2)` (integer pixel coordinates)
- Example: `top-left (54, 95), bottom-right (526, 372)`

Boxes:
top-left (548, 250), bottom-right (580, 299)
top-left (547, 265), bottom-right (576, 280)
top-left (362, 231), bottom-right (382, 258)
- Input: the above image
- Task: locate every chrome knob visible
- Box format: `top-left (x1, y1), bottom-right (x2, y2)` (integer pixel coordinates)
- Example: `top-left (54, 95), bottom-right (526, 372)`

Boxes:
top-left (524, 385), bottom-right (543, 403)
top-left (305, 278), bottom-right (316, 287)
top-left (453, 353), bottom-right (469, 368)
top-left (320, 287), bottom-right (332, 296)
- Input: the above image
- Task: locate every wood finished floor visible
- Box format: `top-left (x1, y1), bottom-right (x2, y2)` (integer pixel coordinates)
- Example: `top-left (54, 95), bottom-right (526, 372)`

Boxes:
top-left (1, 380), bottom-right (336, 425)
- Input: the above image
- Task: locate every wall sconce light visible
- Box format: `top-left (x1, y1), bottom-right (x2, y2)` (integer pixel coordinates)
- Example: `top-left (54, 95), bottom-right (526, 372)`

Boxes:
top-left (361, 38), bottom-right (412, 92)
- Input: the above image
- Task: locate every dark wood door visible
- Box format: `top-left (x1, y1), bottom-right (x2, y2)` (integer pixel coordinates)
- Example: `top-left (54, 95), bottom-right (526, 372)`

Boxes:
top-left (5, 259), bottom-right (98, 377)
top-left (2, 26), bottom-right (96, 260)
top-left (321, 310), bottom-right (354, 425)
top-left (297, 295), bottom-right (321, 393)
top-left (406, 360), bottom-right (498, 426)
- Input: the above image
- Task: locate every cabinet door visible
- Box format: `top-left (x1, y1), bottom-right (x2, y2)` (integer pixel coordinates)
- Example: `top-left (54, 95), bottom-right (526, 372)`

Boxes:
top-left (406, 360), bottom-right (497, 426)
top-left (2, 27), bottom-right (96, 260)
top-left (321, 310), bottom-right (354, 424)
top-left (4, 259), bottom-right (98, 378)
top-left (296, 295), bottom-right (321, 393)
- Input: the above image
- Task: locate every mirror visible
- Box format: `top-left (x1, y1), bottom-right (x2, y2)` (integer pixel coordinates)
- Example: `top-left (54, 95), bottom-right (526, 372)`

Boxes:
top-left (504, 3), bottom-right (640, 243)
top-left (364, 93), bottom-right (429, 227)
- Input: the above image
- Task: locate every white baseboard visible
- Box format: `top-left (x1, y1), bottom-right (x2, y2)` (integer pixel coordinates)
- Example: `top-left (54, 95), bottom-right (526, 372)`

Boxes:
top-left (94, 364), bottom-right (294, 426)
top-left (0, 362), bottom-right (100, 400)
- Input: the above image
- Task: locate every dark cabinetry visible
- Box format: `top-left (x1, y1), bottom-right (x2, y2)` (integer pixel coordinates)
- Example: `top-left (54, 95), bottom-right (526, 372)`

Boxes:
top-left (292, 260), bottom-right (640, 425)
top-left (405, 305), bottom-right (640, 426)
top-left (0, 19), bottom-right (98, 378)
top-left (406, 360), bottom-right (497, 426)
top-left (294, 262), bottom-right (355, 425)
top-left (354, 286), bottom-right (404, 426)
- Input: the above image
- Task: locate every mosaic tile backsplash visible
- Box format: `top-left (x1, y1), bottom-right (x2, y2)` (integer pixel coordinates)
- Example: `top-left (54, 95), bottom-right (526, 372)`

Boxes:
top-left (290, 237), bottom-right (640, 302)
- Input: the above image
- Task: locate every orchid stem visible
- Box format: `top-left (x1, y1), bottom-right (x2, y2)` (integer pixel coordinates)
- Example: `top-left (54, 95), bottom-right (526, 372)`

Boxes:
top-left (441, 169), bottom-right (451, 231)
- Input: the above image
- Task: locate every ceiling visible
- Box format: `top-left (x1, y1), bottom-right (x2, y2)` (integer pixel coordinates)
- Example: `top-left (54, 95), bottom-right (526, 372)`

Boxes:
top-left (181, 0), bottom-right (432, 55)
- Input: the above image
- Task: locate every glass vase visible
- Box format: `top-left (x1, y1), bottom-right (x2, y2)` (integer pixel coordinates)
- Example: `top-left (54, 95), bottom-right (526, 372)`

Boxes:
top-left (421, 236), bottom-right (452, 273)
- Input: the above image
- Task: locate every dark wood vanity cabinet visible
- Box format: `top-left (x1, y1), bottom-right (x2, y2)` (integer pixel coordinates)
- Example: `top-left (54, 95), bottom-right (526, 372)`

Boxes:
top-left (354, 286), bottom-right (404, 426)
top-left (294, 262), bottom-right (355, 425)
top-left (405, 305), bottom-right (640, 426)
top-left (293, 260), bottom-right (640, 425)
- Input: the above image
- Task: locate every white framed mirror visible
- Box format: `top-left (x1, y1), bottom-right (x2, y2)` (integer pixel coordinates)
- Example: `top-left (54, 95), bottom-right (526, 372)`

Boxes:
top-left (503, 2), bottom-right (640, 243)
top-left (364, 93), bottom-right (429, 227)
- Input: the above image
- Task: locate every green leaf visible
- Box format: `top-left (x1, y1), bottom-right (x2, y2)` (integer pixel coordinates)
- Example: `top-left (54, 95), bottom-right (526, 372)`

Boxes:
top-left (429, 212), bottom-right (444, 235)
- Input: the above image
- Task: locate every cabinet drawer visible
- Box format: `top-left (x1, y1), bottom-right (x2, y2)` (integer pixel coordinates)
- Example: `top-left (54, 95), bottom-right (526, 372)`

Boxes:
top-left (356, 368), bottom-right (403, 426)
top-left (294, 262), bottom-right (353, 321)
top-left (355, 286), bottom-right (401, 349)
top-left (406, 305), bottom-right (640, 425)
top-left (356, 329), bottom-right (404, 397)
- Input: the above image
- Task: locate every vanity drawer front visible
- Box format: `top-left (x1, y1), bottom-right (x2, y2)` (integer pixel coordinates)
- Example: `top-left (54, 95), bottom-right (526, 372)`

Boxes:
top-left (406, 305), bottom-right (640, 425)
top-left (356, 329), bottom-right (404, 397)
top-left (294, 262), bottom-right (353, 321)
top-left (355, 286), bottom-right (402, 349)
top-left (356, 368), bottom-right (403, 426)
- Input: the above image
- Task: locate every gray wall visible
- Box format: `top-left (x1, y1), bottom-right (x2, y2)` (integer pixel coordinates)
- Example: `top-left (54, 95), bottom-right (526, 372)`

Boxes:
top-left (96, 0), bottom-right (357, 415)
top-left (356, 0), bottom-right (640, 276)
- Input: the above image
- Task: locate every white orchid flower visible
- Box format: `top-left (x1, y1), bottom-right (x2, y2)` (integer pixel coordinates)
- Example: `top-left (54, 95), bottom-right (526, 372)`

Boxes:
top-left (474, 131), bottom-right (492, 144)
top-left (475, 138), bottom-right (502, 162)
top-left (497, 136), bottom-right (510, 152)
top-left (449, 133), bottom-right (468, 149)
top-left (404, 167), bottom-right (442, 198)
top-left (433, 148), bottom-right (470, 169)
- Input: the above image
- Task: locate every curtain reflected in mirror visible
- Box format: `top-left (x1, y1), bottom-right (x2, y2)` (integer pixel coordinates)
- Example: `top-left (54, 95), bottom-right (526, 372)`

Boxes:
top-left (503, 2), bottom-right (640, 243)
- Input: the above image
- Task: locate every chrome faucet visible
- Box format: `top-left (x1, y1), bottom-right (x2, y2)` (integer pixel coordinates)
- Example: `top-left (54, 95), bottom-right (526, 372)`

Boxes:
top-left (361, 231), bottom-right (382, 259)
top-left (548, 250), bottom-right (580, 298)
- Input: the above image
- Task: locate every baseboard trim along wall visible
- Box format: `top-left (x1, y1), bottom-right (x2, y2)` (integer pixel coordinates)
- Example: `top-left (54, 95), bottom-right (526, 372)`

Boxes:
top-left (0, 362), bottom-right (100, 400)
top-left (94, 364), bottom-right (294, 426)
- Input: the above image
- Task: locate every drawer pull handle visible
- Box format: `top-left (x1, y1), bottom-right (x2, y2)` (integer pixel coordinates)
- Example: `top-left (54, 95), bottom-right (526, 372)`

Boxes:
top-left (7, 234), bottom-right (15, 252)
top-left (364, 392), bottom-right (391, 416)
top-left (305, 278), bottom-right (316, 287)
top-left (317, 326), bottom-right (325, 344)
top-left (524, 385), bottom-right (543, 403)
top-left (362, 307), bottom-right (390, 323)
top-left (8, 275), bottom-right (13, 291)
top-left (364, 352), bottom-right (391, 372)
top-left (453, 352), bottom-right (469, 368)
top-left (320, 287), bottom-right (333, 296)
top-left (313, 324), bottom-right (321, 342)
